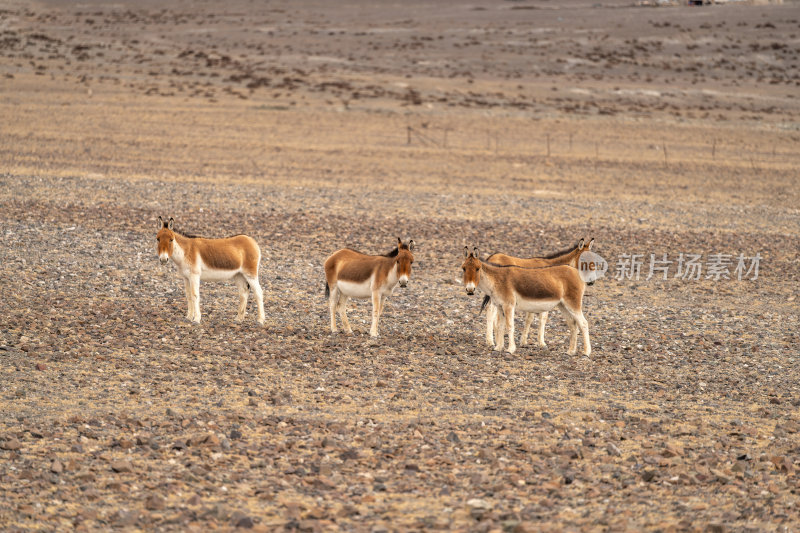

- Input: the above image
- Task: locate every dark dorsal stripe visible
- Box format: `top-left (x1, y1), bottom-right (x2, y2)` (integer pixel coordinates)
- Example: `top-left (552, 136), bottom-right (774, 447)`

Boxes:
top-left (175, 230), bottom-right (247, 240)
top-left (342, 247), bottom-right (400, 258)
top-left (542, 241), bottom-right (581, 260)
top-left (174, 229), bottom-right (203, 239)
top-left (484, 260), bottom-right (561, 271)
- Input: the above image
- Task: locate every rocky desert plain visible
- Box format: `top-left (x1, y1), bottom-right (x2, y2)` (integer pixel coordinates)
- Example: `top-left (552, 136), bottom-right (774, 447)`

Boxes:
top-left (1, 0), bottom-right (799, 531)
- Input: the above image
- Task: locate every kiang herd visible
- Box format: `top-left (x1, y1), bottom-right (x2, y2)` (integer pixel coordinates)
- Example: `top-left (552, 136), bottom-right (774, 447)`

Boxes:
top-left (156, 216), bottom-right (595, 357)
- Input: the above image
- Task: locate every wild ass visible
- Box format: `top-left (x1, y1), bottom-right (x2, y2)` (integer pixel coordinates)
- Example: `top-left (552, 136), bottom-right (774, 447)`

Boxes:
top-left (485, 238), bottom-right (594, 348)
top-left (324, 238), bottom-right (415, 337)
top-left (156, 216), bottom-right (265, 324)
top-left (462, 247), bottom-right (590, 356)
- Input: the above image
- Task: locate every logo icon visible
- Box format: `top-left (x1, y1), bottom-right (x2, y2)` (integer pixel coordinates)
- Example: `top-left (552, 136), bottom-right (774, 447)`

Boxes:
top-left (578, 251), bottom-right (607, 284)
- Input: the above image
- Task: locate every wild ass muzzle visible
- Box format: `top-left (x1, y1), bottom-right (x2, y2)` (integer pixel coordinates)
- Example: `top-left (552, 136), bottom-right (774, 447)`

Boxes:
top-left (462, 247), bottom-right (591, 356)
top-left (485, 238), bottom-right (594, 348)
top-left (324, 238), bottom-right (415, 337)
top-left (156, 216), bottom-right (265, 325)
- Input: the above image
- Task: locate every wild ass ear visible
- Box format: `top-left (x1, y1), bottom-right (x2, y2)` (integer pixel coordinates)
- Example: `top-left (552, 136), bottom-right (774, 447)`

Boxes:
top-left (397, 237), bottom-right (403, 247)
top-left (578, 238), bottom-right (585, 250)
top-left (158, 216), bottom-right (164, 229)
top-left (167, 217), bottom-right (174, 230)
top-left (473, 247), bottom-right (479, 259)
top-left (587, 238), bottom-right (594, 250)
top-left (408, 239), bottom-right (415, 252)
top-left (463, 246), bottom-right (470, 258)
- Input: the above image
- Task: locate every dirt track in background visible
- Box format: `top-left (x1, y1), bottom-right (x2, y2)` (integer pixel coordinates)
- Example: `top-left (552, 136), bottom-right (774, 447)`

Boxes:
top-left (1, 1), bottom-right (798, 531)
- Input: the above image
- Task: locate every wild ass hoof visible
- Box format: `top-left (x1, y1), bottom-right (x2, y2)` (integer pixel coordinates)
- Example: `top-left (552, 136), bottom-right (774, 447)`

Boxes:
top-left (507, 344), bottom-right (517, 354)
top-left (567, 349), bottom-right (577, 356)
top-left (538, 342), bottom-right (547, 348)
top-left (493, 344), bottom-right (503, 352)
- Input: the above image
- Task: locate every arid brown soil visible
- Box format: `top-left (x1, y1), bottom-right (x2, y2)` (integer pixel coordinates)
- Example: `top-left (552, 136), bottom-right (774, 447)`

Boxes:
top-left (1, 0), bottom-right (798, 531)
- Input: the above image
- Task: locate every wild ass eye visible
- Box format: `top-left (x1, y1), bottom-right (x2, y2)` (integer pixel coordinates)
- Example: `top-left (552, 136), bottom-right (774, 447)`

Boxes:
top-left (170, 238), bottom-right (174, 242)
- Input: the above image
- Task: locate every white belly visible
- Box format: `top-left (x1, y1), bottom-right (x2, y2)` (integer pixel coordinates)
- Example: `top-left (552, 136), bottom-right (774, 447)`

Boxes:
top-left (515, 297), bottom-right (559, 314)
top-left (199, 267), bottom-right (239, 282)
top-left (337, 278), bottom-right (372, 299)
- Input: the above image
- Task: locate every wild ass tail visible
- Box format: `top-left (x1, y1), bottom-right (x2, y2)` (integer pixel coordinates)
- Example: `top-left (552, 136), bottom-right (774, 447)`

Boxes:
top-left (480, 295), bottom-right (491, 314)
top-left (325, 282), bottom-right (330, 298)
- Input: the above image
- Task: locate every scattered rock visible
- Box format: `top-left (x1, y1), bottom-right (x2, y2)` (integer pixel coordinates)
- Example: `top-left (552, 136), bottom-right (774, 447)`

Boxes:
top-left (110, 460), bottom-right (133, 473)
top-left (232, 511), bottom-right (254, 528)
top-left (606, 443), bottom-right (621, 457)
top-left (641, 469), bottom-right (657, 482)
top-left (1, 438), bottom-right (22, 451)
top-left (145, 494), bottom-right (166, 511)
top-left (112, 509), bottom-right (139, 527)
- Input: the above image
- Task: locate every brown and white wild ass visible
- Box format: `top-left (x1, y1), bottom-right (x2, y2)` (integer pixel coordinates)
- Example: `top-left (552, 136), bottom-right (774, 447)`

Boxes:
top-left (485, 238), bottom-right (594, 348)
top-left (462, 247), bottom-right (590, 356)
top-left (324, 238), bottom-right (415, 337)
top-left (156, 216), bottom-right (265, 325)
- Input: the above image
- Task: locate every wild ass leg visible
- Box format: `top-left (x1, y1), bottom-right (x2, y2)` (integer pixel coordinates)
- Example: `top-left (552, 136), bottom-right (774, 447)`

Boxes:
top-left (485, 303), bottom-right (496, 346)
top-left (369, 291), bottom-right (381, 337)
top-left (328, 285), bottom-right (340, 333)
top-left (244, 274), bottom-right (265, 325)
top-left (183, 277), bottom-right (194, 321)
top-left (494, 307), bottom-right (505, 352)
top-left (520, 313), bottom-right (535, 346)
top-left (567, 317), bottom-right (578, 355)
top-left (503, 304), bottom-right (516, 354)
top-left (494, 305), bottom-right (503, 346)
top-left (190, 274), bottom-right (201, 323)
top-left (338, 293), bottom-right (353, 334)
top-left (537, 311), bottom-right (548, 347)
top-left (576, 311), bottom-right (591, 357)
top-left (560, 305), bottom-right (579, 355)
top-left (377, 295), bottom-right (388, 319)
top-left (234, 275), bottom-right (249, 322)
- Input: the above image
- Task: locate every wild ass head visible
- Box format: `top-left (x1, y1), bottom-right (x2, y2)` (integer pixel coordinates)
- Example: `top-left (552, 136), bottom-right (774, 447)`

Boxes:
top-left (462, 246), bottom-right (481, 295)
top-left (570, 237), bottom-right (594, 268)
top-left (156, 216), bottom-right (176, 265)
top-left (395, 237), bottom-right (415, 288)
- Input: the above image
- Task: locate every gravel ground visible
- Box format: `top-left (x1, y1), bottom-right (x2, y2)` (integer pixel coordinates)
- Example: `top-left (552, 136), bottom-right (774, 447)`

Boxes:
top-left (1, 171), bottom-right (797, 532)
